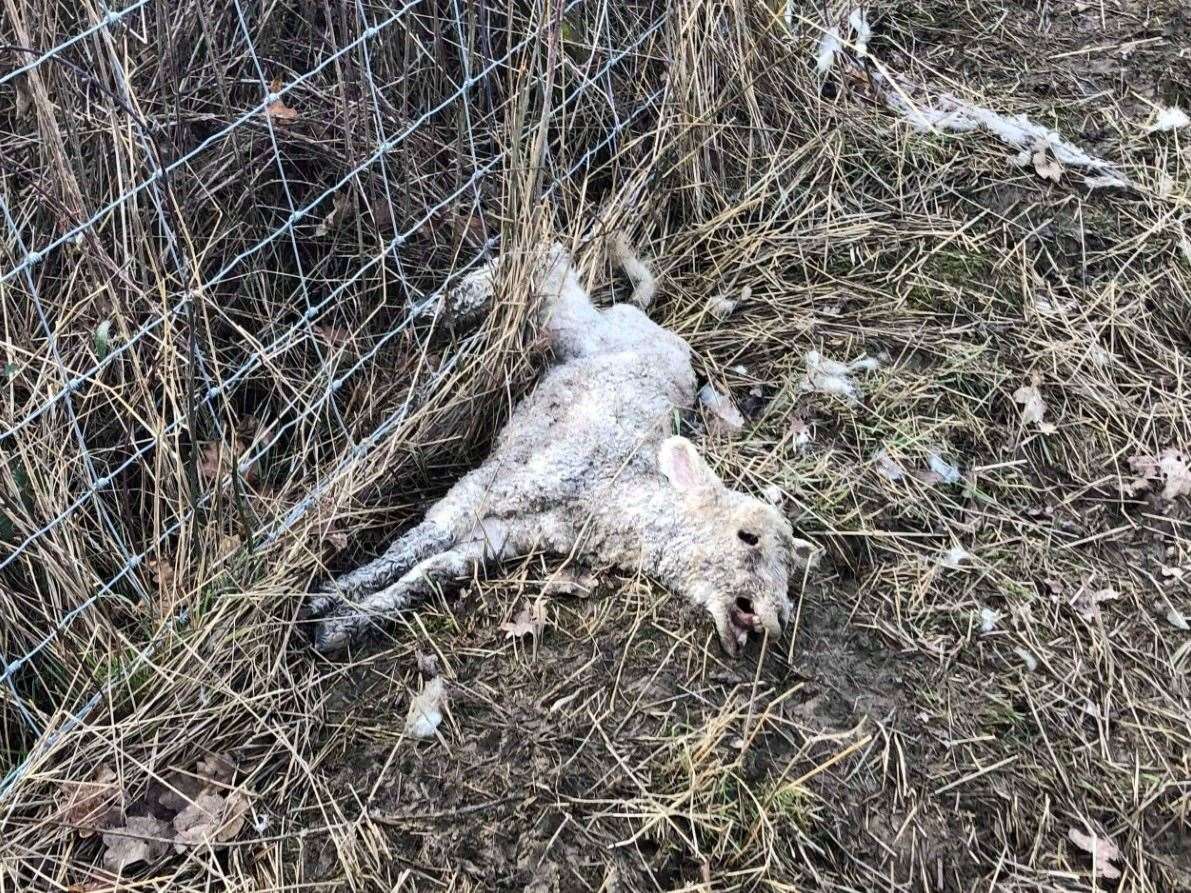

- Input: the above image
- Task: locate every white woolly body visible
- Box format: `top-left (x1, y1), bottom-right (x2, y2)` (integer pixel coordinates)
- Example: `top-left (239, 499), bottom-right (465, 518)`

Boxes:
top-left (311, 242), bottom-right (814, 655)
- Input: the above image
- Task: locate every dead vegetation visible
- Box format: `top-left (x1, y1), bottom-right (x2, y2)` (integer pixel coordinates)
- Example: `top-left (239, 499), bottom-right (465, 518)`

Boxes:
top-left (2, 0), bottom-right (1190, 890)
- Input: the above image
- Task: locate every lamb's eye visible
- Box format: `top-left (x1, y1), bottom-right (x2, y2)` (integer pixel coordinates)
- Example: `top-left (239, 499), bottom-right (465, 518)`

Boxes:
top-left (737, 530), bottom-right (759, 546)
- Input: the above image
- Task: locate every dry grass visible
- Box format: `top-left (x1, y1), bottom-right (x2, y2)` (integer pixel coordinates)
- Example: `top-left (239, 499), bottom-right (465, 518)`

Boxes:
top-left (2, 0), bottom-right (1190, 890)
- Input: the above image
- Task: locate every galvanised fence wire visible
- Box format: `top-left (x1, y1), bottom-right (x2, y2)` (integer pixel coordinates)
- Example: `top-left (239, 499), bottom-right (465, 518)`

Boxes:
top-left (0, 0), bottom-right (669, 801)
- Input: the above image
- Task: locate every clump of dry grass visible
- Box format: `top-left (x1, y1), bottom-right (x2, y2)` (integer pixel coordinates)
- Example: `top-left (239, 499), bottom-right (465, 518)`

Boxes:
top-left (3, 0), bottom-right (1191, 889)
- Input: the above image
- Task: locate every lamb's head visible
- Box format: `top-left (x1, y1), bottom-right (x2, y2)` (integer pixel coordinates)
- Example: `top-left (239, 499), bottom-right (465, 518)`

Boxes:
top-left (656, 436), bottom-right (820, 657)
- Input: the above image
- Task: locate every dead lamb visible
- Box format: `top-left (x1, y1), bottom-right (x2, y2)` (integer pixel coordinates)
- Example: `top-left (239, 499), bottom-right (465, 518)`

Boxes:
top-left (307, 236), bottom-right (819, 656)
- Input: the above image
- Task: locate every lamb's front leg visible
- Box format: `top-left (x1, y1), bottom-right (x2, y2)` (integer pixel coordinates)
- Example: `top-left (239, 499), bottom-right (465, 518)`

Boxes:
top-left (312, 513), bottom-right (573, 652)
top-left (312, 539), bottom-right (488, 652)
top-left (306, 519), bottom-right (455, 618)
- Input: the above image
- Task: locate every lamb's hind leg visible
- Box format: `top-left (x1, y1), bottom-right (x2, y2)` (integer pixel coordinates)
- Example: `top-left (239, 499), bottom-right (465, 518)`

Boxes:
top-left (413, 260), bottom-right (498, 329)
top-left (533, 234), bottom-right (659, 360)
top-left (413, 241), bottom-right (581, 332)
top-left (606, 232), bottom-right (656, 310)
top-left (306, 519), bottom-right (455, 617)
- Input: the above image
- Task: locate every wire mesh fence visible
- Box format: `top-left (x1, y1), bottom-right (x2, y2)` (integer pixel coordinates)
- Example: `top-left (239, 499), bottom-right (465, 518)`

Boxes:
top-left (0, 0), bottom-right (670, 801)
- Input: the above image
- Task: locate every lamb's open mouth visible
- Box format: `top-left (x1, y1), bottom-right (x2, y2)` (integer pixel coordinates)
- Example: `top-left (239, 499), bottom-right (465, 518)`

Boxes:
top-left (729, 596), bottom-right (761, 644)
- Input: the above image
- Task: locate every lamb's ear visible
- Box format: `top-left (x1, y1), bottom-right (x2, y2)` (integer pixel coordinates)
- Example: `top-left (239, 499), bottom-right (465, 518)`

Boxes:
top-left (658, 436), bottom-right (718, 492)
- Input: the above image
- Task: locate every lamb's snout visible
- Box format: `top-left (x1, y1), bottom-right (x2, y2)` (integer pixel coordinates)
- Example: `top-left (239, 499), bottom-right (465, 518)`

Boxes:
top-left (729, 594), bottom-right (783, 642)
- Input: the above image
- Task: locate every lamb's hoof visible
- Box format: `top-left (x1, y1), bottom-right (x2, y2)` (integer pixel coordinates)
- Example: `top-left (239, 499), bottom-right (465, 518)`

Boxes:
top-left (311, 614), bottom-right (356, 653)
top-left (304, 591), bottom-right (340, 619)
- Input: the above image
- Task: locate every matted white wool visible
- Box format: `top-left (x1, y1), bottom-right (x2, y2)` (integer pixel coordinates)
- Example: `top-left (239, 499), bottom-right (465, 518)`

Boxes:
top-left (804, 7), bottom-right (1132, 190)
top-left (881, 80), bottom-right (1130, 188)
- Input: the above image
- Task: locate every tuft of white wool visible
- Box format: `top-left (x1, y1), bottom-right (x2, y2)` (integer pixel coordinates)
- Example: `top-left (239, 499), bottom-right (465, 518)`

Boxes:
top-left (873, 448), bottom-right (906, 482)
top-left (1149, 106), bottom-right (1190, 132)
top-left (888, 89), bottom-right (1119, 174)
top-left (708, 294), bottom-right (737, 319)
top-left (926, 451), bottom-right (962, 485)
top-left (607, 231), bottom-right (656, 309)
top-left (404, 676), bottom-right (445, 739)
top-left (698, 384), bottom-right (745, 435)
top-left (801, 350), bottom-right (879, 402)
top-left (816, 27), bottom-right (843, 74)
top-left (1084, 174), bottom-right (1131, 190)
top-left (847, 9), bottom-right (871, 56)
top-left (939, 545), bottom-right (972, 569)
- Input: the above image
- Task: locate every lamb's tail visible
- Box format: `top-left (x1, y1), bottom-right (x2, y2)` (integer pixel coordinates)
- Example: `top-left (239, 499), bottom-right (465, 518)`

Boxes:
top-left (607, 231), bottom-right (656, 310)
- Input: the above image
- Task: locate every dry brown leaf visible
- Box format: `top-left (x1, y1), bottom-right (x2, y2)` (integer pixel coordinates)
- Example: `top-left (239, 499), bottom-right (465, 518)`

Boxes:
top-left (215, 534), bottom-right (242, 560)
top-left (1068, 827), bottom-right (1122, 879)
top-left (147, 558), bottom-right (175, 593)
top-left (172, 789), bottom-right (250, 851)
top-left (415, 649), bottom-right (440, 679)
top-left (404, 675), bottom-right (446, 739)
top-left (314, 324), bottom-right (353, 346)
top-left (196, 753), bottom-right (236, 786)
top-left (501, 598), bottom-right (547, 640)
top-left (1032, 146), bottom-right (1064, 182)
top-left (15, 81), bottom-right (33, 120)
top-left (450, 207), bottom-right (487, 245)
top-left (1125, 448), bottom-right (1191, 501)
top-left (158, 753), bottom-right (236, 814)
top-left (324, 527), bottom-right (349, 553)
top-left (265, 78), bottom-right (298, 124)
top-left (1071, 588), bottom-right (1118, 620)
top-left (542, 566), bottom-right (598, 597)
top-left (101, 815), bottom-right (170, 871)
top-left (314, 192), bottom-right (350, 237)
top-left (197, 435), bottom-right (258, 487)
top-left (196, 442), bottom-right (222, 485)
top-left (365, 188), bottom-right (398, 233)
top-left (59, 766), bottom-right (124, 837)
top-left (156, 770), bottom-right (206, 814)
top-left (66, 877), bottom-right (121, 893)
